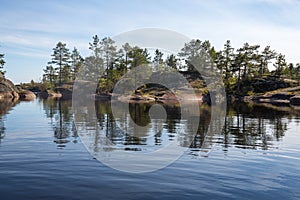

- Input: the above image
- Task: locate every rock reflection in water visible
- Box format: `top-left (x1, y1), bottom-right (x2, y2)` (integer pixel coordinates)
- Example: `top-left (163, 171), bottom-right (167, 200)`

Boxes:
top-left (0, 98), bottom-right (19, 142)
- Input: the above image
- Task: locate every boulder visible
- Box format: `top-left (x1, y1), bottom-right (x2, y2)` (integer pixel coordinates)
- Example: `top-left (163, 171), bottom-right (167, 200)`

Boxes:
top-left (0, 77), bottom-right (19, 100)
top-left (39, 90), bottom-right (62, 99)
top-left (0, 92), bottom-right (12, 99)
top-left (19, 90), bottom-right (36, 101)
top-left (12, 91), bottom-right (19, 99)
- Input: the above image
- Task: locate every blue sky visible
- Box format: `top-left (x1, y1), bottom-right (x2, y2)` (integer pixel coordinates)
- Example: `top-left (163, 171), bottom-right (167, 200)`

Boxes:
top-left (1, 0), bottom-right (300, 83)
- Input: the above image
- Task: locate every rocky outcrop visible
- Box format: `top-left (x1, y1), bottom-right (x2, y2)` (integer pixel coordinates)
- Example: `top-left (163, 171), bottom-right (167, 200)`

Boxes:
top-left (39, 90), bottom-right (62, 99)
top-left (19, 90), bottom-right (36, 101)
top-left (0, 77), bottom-right (19, 100)
top-left (243, 86), bottom-right (300, 106)
top-left (39, 87), bottom-right (73, 100)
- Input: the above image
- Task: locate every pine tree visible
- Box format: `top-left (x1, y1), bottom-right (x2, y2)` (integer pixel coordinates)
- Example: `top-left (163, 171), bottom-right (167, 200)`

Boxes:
top-left (178, 39), bottom-right (203, 72)
top-left (178, 39), bottom-right (215, 73)
top-left (89, 35), bottom-right (101, 58)
top-left (232, 52), bottom-right (244, 92)
top-left (273, 53), bottom-right (287, 78)
top-left (43, 65), bottom-right (56, 87)
top-left (48, 42), bottom-right (70, 85)
top-left (153, 49), bottom-right (164, 71)
top-left (128, 47), bottom-right (151, 69)
top-left (166, 54), bottom-right (178, 70)
top-left (127, 47), bottom-right (151, 94)
top-left (87, 35), bottom-right (104, 79)
top-left (100, 37), bottom-right (117, 72)
top-left (70, 47), bottom-right (84, 80)
top-left (122, 43), bottom-right (132, 70)
top-left (215, 40), bottom-right (235, 81)
top-left (236, 43), bottom-right (260, 80)
top-left (259, 46), bottom-right (276, 77)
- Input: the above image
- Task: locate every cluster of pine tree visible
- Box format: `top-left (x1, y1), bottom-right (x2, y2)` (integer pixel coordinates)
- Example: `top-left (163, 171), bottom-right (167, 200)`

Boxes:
top-left (43, 43), bottom-right (83, 88)
top-left (43, 36), bottom-right (300, 95)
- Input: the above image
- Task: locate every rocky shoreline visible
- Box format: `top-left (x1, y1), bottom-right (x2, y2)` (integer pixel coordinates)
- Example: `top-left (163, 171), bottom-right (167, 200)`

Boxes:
top-left (2, 76), bottom-right (300, 108)
top-left (0, 77), bottom-right (36, 101)
top-left (243, 86), bottom-right (300, 106)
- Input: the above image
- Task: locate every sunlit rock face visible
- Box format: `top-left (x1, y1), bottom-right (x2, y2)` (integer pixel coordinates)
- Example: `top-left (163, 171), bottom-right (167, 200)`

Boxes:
top-left (19, 90), bottom-right (36, 101)
top-left (0, 77), bottom-right (19, 100)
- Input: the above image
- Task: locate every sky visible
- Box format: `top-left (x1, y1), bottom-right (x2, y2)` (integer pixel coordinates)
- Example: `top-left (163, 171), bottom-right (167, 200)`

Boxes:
top-left (0, 0), bottom-right (300, 83)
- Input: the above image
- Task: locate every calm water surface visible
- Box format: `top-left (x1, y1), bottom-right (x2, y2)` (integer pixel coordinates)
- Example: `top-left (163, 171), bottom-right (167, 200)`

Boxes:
top-left (0, 98), bottom-right (300, 200)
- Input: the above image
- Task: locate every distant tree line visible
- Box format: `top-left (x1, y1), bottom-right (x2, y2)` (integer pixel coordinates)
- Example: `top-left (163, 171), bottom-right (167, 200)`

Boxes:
top-left (42, 36), bottom-right (300, 95)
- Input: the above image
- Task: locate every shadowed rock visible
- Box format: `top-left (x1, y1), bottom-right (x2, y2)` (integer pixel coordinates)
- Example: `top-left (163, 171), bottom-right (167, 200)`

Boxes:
top-left (55, 87), bottom-right (72, 100)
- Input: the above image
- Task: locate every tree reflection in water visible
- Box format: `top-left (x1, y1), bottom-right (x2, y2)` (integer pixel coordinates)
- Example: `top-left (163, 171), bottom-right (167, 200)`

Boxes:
top-left (223, 103), bottom-right (291, 151)
top-left (42, 98), bottom-right (78, 148)
top-left (42, 98), bottom-right (300, 154)
top-left (0, 117), bottom-right (5, 142)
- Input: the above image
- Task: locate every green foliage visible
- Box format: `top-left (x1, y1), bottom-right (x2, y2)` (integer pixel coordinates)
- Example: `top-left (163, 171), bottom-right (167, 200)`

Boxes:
top-left (227, 77), bottom-right (238, 94)
top-left (166, 54), bottom-right (178, 70)
top-left (42, 81), bottom-right (55, 90)
top-left (128, 46), bottom-right (151, 68)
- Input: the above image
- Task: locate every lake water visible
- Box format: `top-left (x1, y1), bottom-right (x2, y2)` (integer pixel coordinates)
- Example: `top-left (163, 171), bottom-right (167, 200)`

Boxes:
top-left (0, 98), bottom-right (300, 199)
